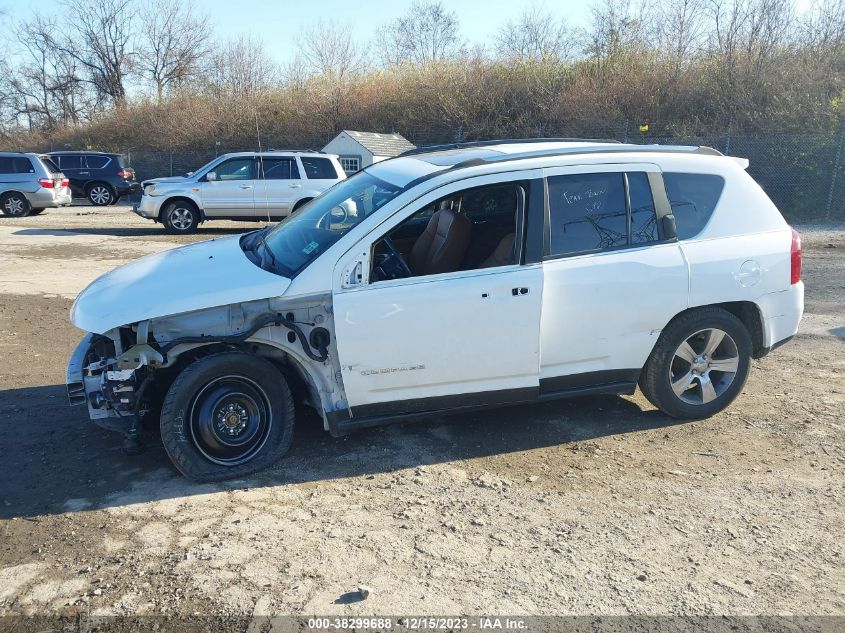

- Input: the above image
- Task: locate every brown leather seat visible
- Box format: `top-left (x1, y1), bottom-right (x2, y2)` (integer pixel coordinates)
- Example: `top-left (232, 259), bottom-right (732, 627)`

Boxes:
top-left (408, 206), bottom-right (471, 276)
top-left (480, 233), bottom-right (516, 268)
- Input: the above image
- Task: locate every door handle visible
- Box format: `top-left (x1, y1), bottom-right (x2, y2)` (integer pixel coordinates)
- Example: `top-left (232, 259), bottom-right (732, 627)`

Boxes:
top-left (289, 183), bottom-right (302, 188)
top-left (511, 287), bottom-right (529, 296)
top-left (239, 184), bottom-right (253, 189)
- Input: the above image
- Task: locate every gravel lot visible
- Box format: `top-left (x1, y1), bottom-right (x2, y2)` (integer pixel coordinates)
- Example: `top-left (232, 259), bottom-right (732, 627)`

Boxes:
top-left (0, 205), bottom-right (843, 619)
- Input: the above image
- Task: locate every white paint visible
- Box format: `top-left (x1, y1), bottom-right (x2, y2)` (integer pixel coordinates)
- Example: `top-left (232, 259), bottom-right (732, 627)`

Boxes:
top-left (70, 235), bottom-right (290, 333)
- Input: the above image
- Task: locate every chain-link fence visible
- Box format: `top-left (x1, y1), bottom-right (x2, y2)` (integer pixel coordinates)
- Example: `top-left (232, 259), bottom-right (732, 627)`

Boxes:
top-left (123, 122), bottom-right (845, 222)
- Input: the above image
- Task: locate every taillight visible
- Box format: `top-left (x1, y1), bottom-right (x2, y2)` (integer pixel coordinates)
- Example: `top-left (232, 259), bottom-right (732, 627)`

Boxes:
top-left (61, 178), bottom-right (69, 187)
top-left (118, 169), bottom-right (134, 180)
top-left (38, 178), bottom-right (54, 188)
top-left (790, 227), bottom-right (802, 285)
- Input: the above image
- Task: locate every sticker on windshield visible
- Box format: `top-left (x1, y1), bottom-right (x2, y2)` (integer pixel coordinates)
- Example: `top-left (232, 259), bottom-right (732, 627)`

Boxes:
top-left (303, 241), bottom-right (320, 255)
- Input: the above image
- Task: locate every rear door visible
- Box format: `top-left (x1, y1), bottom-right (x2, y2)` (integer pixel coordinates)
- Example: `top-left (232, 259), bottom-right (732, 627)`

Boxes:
top-left (256, 156), bottom-right (300, 217)
top-left (538, 163), bottom-right (689, 393)
top-left (199, 157), bottom-right (256, 216)
top-left (56, 154), bottom-right (85, 195)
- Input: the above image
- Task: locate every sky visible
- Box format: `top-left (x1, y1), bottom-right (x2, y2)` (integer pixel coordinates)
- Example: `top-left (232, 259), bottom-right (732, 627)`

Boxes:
top-left (2, 0), bottom-right (595, 63)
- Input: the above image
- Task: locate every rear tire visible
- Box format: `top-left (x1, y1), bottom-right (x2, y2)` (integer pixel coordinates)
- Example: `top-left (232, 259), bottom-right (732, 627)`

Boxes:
top-left (162, 200), bottom-right (200, 234)
top-left (639, 307), bottom-right (752, 419)
top-left (29, 208), bottom-right (45, 215)
top-left (86, 183), bottom-right (114, 206)
top-left (0, 192), bottom-right (30, 217)
top-left (160, 352), bottom-right (296, 482)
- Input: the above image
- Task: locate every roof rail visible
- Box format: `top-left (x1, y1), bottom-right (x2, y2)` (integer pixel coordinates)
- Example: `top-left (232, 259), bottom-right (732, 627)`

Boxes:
top-left (398, 137), bottom-right (621, 157)
top-left (263, 148), bottom-right (326, 154)
top-left (447, 144), bottom-right (724, 170)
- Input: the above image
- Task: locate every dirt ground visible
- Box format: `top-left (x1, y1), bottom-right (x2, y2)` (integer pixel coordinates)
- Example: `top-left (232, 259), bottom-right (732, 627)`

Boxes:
top-left (0, 205), bottom-right (842, 620)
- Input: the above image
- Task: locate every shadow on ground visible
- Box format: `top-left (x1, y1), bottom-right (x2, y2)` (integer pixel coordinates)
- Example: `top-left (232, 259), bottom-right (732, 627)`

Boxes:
top-left (12, 226), bottom-right (256, 238)
top-left (0, 384), bottom-right (687, 520)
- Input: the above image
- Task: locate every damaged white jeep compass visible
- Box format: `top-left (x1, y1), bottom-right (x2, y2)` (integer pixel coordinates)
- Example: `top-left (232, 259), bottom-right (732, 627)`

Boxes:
top-left (67, 140), bottom-right (804, 481)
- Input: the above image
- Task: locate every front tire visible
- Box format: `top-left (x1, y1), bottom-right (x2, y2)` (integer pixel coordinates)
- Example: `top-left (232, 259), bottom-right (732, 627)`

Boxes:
top-left (29, 208), bottom-right (45, 215)
top-left (1, 192), bottom-right (31, 217)
top-left (87, 183), bottom-right (115, 206)
top-left (160, 352), bottom-right (295, 482)
top-left (162, 200), bottom-right (200, 234)
top-left (639, 307), bottom-right (752, 419)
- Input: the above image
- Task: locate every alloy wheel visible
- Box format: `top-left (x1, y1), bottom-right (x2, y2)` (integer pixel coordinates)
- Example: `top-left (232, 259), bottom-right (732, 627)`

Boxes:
top-left (89, 186), bottom-right (111, 205)
top-left (169, 207), bottom-right (194, 231)
top-left (3, 195), bottom-right (25, 216)
top-left (669, 328), bottom-right (740, 405)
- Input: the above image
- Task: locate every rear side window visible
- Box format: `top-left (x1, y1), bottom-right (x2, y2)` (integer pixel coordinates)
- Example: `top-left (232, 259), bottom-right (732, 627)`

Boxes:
top-left (0, 156), bottom-right (35, 174)
top-left (300, 156), bottom-right (338, 179)
top-left (547, 172), bottom-right (628, 255)
top-left (40, 157), bottom-right (61, 174)
top-left (86, 155), bottom-right (109, 169)
top-left (662, 172), bottom-right (725, 239)
top-left (628, 172), bottom-right (658, 243)
top-left (260, 158), bottom-right (300, 180)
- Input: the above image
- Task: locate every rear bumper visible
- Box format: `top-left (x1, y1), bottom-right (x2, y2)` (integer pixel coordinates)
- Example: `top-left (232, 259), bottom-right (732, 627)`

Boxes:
top-left (757, 282), bottom-right (804, 349)
top-left (26, 188), bottom-right (72, 208)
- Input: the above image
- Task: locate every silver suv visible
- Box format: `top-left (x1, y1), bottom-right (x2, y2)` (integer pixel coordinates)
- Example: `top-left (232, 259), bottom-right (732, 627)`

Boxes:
top-left (0, 152), bottom-right (71, 217)
top-left (134, 151), bottom-right (346, 233)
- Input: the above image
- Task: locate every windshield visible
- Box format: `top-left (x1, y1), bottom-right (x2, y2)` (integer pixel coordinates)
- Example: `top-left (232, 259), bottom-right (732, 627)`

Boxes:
top-left (258, 171), bottom-right (403, 277)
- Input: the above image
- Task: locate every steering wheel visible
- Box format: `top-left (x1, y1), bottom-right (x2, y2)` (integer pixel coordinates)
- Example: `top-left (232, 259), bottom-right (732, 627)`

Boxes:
top-left (383, 236), bottom-right (413, 278)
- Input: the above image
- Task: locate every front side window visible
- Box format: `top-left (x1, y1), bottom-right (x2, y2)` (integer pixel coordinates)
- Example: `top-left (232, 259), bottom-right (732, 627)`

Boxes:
top-left (548, 172), bottom-right (628, 255)
top-left (369, 181), bottom-right (527, 283)
top-left (301, 156), bottom-right (339, 179)
top-left (255, 171), bottom-right (402, 277)
top-left (260, 158), bottom-right (299, 180)
top-left (213, 158), bottom-right (254, 181)
top-left (663, 172), bottom-right (725, 239)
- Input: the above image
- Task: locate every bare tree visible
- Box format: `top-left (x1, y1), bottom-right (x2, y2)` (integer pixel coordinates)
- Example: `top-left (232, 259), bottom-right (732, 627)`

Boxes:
top-left (137, 0), bottom-right (212, 100)
top-left (298, 20), bottom-right (369, 80)
top-left (377, 1), bottom-right (465, 66)
top-left (7, 16), bottom-right (91, 129)
top-left (652, 0), bottom-right (707, 68)
top-left (59, 0), bottom-right (136, 106)
top-left (495, 4), bottom-right (579, 63)
top-left (586, 0), bottom-right (652, 62)
top-left (206, 35), bottom-right (279, 96)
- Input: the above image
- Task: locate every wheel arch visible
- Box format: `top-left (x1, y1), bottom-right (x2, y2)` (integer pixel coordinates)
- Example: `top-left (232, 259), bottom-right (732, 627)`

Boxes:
top-left (292, 197), bottom-right (314, 211)
top-left (659, 301), bottom-right (765, 359)
top-left (159, 195), bottom-right (205, 222)
top-left (163, 338), bottom-right (335, 428)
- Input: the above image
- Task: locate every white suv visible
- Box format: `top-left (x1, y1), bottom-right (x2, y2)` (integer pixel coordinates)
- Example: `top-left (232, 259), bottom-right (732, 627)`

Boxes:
top-left (134, 151), bottom-right (346, 233)
top-left (68, 140), bottom-right (803, 481)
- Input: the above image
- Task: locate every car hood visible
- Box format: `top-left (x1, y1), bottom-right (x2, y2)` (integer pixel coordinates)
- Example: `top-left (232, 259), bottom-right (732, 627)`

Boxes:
top-left (71, 235), bottom-right (291, 333)
top-left (141, 176), bottom-right (192, 187)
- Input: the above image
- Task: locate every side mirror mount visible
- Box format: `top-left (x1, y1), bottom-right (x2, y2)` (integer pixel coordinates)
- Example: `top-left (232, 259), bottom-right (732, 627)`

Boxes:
top-left (185, 171), bottom-right (194, 177)
top-left (205, 171), bottom-right (217, 182)
top-left (661, 214), bottom-right (678, 240)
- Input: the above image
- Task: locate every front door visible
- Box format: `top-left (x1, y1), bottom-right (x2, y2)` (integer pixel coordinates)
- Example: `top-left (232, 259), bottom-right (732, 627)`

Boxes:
top-left (332, 171), bottom-right (544, 417)
top-left (200, 157), bottom-right (256, 215)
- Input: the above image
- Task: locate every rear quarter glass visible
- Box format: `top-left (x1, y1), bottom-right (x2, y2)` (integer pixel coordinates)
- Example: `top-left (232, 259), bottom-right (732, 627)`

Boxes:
top-left (662, 172), bottom-right (725, 239)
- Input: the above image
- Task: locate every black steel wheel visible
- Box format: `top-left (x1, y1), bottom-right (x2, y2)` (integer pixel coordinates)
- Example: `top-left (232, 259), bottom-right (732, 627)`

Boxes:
top-left (160, 352), bottom-right (295, 481)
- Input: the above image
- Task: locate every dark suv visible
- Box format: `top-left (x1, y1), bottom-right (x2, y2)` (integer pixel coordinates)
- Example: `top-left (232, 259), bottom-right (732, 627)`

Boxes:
top-left (46, 151), bottom-right (138, 206)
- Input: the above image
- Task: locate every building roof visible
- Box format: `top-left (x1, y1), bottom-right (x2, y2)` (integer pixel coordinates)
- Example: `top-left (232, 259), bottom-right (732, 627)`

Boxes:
top-left (335, 130), bottom-right (416, 157)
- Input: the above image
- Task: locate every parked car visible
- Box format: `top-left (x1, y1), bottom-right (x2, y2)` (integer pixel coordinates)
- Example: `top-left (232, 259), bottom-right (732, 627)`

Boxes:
top-left (47, 151), bottom-right (138, 206)
top-left (0, 152), bottom-right (71, 217)
top-left (67, 139), bottom-right (803, 481)
top-left (133, 151), bottom-right (347, 233)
